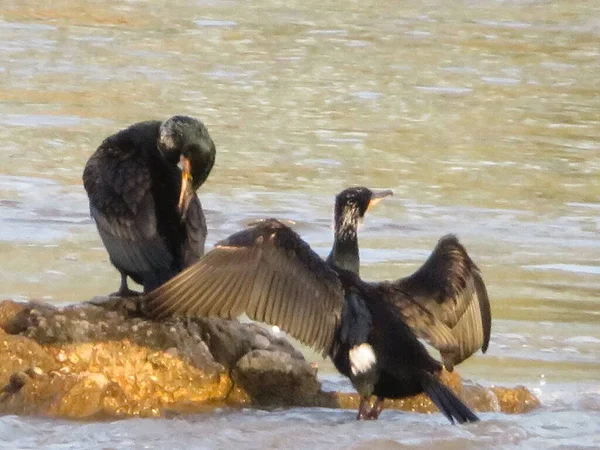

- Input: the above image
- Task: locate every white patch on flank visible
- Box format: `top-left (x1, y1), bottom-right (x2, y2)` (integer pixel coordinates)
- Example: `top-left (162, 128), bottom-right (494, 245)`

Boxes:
top-left (349, 343), bottom-right (376, 376)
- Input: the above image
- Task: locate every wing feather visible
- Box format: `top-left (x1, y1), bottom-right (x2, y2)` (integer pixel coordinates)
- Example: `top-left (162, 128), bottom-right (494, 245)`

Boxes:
top-left (386, 234), bottom-right (491, 369)
top-left (205, 269), bottom-right (239, 317)
top-left (280, 272), bottom-right (297, 333)
top-left (269, 273), bottom-right (287, 326)
top-left (145, 219), bottom-right (344, 354)
top-left (264, 273), bottom-right (281, 325)
top-left (254, 269), bottom-right (275, 322)
top-left (247, 260), bottom-right (269, 318)
top-left (176, 264), bottom-right (220, 316)
top-left (219, 262), bottom-right (255, 319)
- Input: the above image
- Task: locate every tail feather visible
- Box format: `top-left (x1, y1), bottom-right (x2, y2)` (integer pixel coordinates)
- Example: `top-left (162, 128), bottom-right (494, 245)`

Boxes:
top-left (422, 376), bottom-right (479, 424)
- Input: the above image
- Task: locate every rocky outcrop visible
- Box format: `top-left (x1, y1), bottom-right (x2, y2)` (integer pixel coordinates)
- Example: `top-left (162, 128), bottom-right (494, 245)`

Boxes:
top-left (0, 298), bottom-right (540, 419)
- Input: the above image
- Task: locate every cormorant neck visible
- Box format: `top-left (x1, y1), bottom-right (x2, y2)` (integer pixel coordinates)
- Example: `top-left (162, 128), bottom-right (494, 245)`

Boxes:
top-left (327, 211), bottom-right (361, 275)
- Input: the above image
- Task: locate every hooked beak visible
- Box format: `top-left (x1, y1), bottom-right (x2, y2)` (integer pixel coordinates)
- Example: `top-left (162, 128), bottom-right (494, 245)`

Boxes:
top-left (178, 155), bottom-right (194, 219)
top-left (367, 189), bottom-right (393, 210)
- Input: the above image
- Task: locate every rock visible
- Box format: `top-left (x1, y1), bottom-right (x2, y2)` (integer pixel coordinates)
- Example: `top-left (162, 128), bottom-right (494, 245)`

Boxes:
top-left (0, 371), bottom-right (29, 398)
top-left (320, 369), bottom-right (541, 417)
top-left (0, 297), bottom-right (541, 420)
top-left (0, 300), bottom-right (38, 334)
top-left (234, 349), bottom-right (320, 406)
top-left (490, 385), bottom-right (541, 414)
top-left (0, 326), bottom-right (58, 379)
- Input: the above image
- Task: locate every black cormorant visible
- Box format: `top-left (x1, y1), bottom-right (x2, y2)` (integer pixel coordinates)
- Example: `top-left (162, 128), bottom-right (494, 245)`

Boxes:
top-left (83, 115), bottom-right (216, 295)
top-left (145, 187), bottom-right (490, 423)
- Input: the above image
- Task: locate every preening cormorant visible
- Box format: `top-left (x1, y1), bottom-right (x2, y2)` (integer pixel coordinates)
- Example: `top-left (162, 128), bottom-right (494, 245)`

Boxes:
top-left (83, 115), bottom-right (216, 295)
top-left (145, 187), bottom-right (490, 423)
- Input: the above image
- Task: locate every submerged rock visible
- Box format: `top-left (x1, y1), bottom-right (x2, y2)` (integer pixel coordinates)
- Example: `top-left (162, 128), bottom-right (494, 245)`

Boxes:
top-left (0, 298), bottom-right (540, 419)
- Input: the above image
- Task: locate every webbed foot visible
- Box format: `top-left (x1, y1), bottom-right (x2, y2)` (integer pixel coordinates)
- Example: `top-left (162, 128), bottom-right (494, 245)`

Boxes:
top-left (109, 274), bottom-right (141, 297)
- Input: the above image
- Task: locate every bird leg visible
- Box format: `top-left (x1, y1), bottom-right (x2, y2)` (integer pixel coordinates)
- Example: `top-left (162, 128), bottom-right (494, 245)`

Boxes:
top-left (110, 273), bottom-right (141, 297)
top-left (356, 397), bottom-right (372, 420)
top-left (365, 397), bottom-right (385, 420)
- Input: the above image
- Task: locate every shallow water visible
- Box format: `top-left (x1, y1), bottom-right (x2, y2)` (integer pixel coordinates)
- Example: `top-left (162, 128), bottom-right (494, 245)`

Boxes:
top-left (1, 382), bottom-right (600, 450)
top-left (0, 0), bottom-right (599, 448)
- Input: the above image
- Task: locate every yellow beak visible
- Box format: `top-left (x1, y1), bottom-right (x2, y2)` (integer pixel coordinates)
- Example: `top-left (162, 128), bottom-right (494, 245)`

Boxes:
top-left (367, 189), bottom-right (393, 210)
top-left (178, 156), bottom-right (192, 216)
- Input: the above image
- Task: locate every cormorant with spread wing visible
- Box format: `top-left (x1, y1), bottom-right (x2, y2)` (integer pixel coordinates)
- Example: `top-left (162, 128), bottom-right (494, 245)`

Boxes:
top-left (145, 187), bottom-right (490, 423)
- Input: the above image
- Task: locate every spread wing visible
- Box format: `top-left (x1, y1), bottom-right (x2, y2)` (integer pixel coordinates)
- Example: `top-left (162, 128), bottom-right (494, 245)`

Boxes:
top-left (145, 219), bottom-right (345, 355)
top-left (83, 139), bottom-right (177, 289)
top-left (383, 234), bottom-right (491, 370)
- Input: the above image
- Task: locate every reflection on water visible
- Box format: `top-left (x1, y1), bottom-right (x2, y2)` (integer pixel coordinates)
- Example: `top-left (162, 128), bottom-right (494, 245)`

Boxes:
top-left (0, 0), bottom-right (599, 447)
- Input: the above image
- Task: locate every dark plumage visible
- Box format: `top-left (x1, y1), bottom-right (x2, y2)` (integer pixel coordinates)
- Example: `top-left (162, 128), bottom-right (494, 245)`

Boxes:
top-left (145, 187), bottom-right (490, 423)
top-left (83, 116), bottom-right (216, 295)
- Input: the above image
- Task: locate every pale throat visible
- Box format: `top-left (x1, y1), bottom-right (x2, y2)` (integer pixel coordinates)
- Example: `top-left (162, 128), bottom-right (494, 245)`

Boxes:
top-left (330, 208), bottom-right (361, 275)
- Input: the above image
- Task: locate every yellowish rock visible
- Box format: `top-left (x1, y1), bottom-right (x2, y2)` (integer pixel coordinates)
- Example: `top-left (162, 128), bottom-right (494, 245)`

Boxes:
top-left (0, 298), bottom-right (541, 420)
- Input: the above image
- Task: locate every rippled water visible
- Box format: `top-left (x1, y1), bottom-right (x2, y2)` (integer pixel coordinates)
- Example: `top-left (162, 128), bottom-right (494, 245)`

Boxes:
top-left (1, 393), bottom-right (599, 450)
top-left (0, 0), bottom-right (599, 448)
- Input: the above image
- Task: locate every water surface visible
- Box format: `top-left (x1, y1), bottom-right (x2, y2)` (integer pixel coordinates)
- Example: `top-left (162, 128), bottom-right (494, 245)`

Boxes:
top-left (0, 0), bottom-right (599, 448)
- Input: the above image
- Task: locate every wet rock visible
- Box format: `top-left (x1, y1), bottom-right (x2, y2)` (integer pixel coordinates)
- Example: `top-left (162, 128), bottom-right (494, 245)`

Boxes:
top-left (321, 370), bottom-right (467, 414)
top-left (321, 370), bottom-right (540, 417)
top-left (0, 372), bottom-right (29, 399)
top-left (234, 349), bottom-right (320, 406)
top-left (0, 326), bottom-right (58, 379)
top-left (0, 300), bottom-right (40, 334)
top-left (0, 297), bottom-right (316, 418)
top-left (0, 297), bottom-right (541, 420)
top-left (490, 385), bottom-right (541, 414)
top-left (195, 318), bottom-right (304, 370)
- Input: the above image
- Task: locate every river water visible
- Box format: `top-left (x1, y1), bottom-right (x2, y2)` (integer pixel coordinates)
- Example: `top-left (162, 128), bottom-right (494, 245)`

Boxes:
top-left (0, 0), bottom-right (599, 448)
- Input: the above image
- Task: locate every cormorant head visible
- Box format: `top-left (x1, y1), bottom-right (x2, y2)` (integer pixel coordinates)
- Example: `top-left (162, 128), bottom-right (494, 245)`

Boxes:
top-left (157, 115), bottom-right (216, 218)
top-left (334, 187), bottom-right (393, 230)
